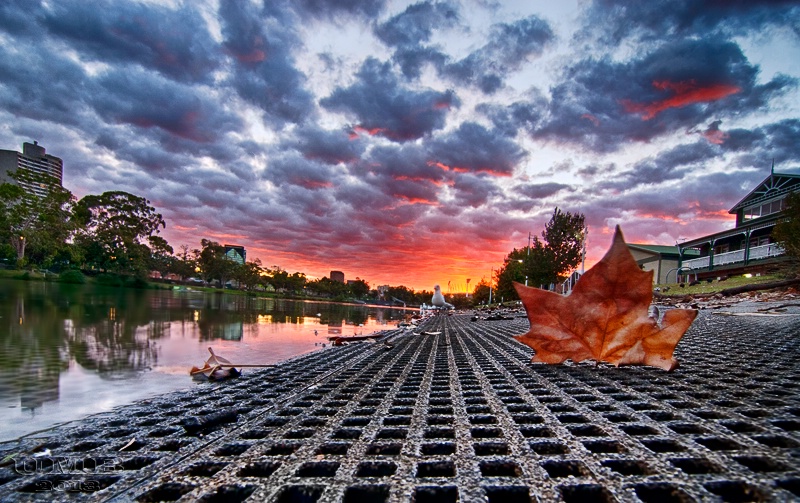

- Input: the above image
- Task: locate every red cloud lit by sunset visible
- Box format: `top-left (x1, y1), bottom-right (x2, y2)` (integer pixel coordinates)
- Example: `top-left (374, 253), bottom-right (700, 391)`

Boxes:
top-left (690, 120), bottom-right (729, 145)
top-left (349, 125), bottom-right (387, 139)
top-left (622, 80), bottom-right (741, 120)
top-left (225, 35), bottom-right (268, 64)
top-left (581, 113), bottom-right (600, 126)
top-left (429, 161), bottom-right (513, 177)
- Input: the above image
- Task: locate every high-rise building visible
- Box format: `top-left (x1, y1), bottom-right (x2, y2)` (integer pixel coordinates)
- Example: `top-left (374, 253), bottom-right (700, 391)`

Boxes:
top-left (0, 141), bottom-right (64, 198)
top-left (224, 244), bottom-right (246, 264)
top-left (330, 271), bottom-right (345, 283)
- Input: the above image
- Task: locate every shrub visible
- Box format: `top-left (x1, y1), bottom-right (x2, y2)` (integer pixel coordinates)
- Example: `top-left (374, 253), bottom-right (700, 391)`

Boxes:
top-left (96, 273), bottom-right (123, 286)
top-left (125, 276), bottom-right (150, 289)
top-left (59, 270), bottom-right (86, 284)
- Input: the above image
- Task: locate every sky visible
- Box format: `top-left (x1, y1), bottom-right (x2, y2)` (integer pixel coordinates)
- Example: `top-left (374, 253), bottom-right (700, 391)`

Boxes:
top-left (1, 0), bottom-right (799, 292)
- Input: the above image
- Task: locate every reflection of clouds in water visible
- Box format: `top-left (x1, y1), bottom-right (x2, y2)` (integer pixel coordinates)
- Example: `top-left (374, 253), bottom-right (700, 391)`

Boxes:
top-left (0, 282), bottom-right (414, 441)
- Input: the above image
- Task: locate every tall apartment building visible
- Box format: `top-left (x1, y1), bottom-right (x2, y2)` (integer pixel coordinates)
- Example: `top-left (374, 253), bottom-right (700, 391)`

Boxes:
top-left (224, 244), bottom-right (246, 264)
top-left (0, 141), bottom-right (64, 198)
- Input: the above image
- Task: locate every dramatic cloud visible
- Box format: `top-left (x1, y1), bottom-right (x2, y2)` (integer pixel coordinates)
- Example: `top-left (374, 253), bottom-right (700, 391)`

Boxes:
top-left (581, 0), bottom-right (800, 45)
top-left (293, 0), bottom-right (387, 21)
top-left (439, 16), bottom-right (555, 93)
top-left (532, 39), bottom-right (795, 152)
top-left (0, 0), bottom-right (798, 290)
top-left (428, 122), bottom-right (527, 176)
top-left (379, 6), bottom-right (555, 93)
top-left (375, 1), bottom-right (460, 48)
top-left (220, 0), bottom-right (315, 124)
top-left (321, 58), bottom-right (459, 142)
top-left (42, 0), bottom-right (219, 83)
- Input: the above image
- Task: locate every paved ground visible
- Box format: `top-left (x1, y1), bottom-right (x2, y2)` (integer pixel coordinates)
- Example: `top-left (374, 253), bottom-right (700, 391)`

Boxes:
top-left (1, 305), bottom-right (799, 502)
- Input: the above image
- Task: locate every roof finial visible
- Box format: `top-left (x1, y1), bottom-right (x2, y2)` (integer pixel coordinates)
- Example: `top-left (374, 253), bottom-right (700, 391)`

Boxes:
top-left (771, 158), bottom-right (775, 175)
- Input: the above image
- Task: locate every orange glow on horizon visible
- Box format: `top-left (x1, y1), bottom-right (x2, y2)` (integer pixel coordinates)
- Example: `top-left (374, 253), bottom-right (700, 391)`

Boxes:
top-left (622, 80), bottom-right (741, 120)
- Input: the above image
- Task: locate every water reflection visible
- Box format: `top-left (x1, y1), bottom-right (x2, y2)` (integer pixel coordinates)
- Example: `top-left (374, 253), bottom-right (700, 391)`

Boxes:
top-left (0, 279), bottom-right (412, 440)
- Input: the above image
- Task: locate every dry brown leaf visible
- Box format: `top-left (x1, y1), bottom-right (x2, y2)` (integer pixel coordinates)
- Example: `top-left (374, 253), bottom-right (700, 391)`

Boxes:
top-left (514, 226), bottom-right (697, 371)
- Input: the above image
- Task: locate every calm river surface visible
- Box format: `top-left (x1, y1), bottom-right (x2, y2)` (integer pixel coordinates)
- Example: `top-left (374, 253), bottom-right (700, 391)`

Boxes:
top-left (0, 279), bottom-right (414, 441)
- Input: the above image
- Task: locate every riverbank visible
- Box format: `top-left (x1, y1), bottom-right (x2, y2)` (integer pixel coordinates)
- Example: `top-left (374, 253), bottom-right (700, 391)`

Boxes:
top-left (1, 307), bottom-right (798, 501)
top-left (0, 269), bottom-right (419, 307)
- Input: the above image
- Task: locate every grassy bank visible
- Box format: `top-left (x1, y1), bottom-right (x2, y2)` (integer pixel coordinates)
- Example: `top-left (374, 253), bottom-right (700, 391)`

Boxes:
top-left (654, 273), bottom-right (788, 296)
top-left (0, 268), bottom-right (171, 289)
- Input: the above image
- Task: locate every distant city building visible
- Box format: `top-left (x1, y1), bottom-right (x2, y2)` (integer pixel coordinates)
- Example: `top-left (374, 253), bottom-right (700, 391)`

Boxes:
top-left (0, 141), bottom-right (63, 198)
top-left (330, 271), bottom-right (345, 283)
top-left (224, 244), bottom-right (246, 264)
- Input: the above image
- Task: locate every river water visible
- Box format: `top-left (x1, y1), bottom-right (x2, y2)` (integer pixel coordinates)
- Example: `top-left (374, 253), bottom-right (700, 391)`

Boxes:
top-left (0, 279), bottom-right (414, 441)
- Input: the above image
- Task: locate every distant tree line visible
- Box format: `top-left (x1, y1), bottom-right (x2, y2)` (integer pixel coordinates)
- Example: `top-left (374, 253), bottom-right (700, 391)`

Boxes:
top-left (0, 168), bottom-right (434, 302)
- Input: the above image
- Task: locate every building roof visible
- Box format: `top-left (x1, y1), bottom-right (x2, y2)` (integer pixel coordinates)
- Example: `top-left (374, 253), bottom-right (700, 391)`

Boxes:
top-left (628, 244), bottom-right (699, 257)
top-left (729, 171), bottom-right (800, 213)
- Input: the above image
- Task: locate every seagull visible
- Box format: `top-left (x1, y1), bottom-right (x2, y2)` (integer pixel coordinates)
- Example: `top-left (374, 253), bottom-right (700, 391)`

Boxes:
top-left (431, 285), bottom-right (454, 310)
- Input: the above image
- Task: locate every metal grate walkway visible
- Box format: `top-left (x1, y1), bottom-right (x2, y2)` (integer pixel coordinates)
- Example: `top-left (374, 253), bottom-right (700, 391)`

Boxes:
top-left (1, 308), bottom-right (799, 502)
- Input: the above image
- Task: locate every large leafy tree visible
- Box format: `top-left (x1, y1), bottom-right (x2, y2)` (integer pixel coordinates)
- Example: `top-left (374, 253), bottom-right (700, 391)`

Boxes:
top-left (0, 170), bottom-right (75, 267)
top-left (74, 191), bottom-right (165, 275)
top-left (773, 192), bottom-right (800, 269)
top-left (543, 208), bottom-right (586, 278)
top-left (495, 208), bottom-right (586, 300)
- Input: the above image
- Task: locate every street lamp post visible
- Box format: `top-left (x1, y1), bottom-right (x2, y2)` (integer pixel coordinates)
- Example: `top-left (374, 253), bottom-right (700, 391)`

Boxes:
top-left (488, 268), bottom-right (493, 305)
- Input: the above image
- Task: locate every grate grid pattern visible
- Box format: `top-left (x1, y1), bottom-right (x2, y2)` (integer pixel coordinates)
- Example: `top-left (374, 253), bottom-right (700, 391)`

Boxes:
top-left (1, 308), bottom-right (799, 502)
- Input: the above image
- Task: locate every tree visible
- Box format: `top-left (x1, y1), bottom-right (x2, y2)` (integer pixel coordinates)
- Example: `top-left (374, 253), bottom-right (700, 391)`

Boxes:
top-left (0, 170), bottom-right (75, 268)
top-left (307, 276), bottom-right (349, 298)
top-left (170, 244), bottom-right (197, 281)
top-left (74, 191), bottom-right (166, 276)
top-left (196, 239), bottom-right (235, 286)
top-left (472, 279), bottom-right (491, 305)
top-left (349, 278), bottom-right (370, 298)
top-left (773, 192), bottom-right (800, 270)
top-left (268, 269), bottom-right (307, 293)
top-left (495, 208), bottom-right (586, 300)
top-left (543, 207), bottom-right (586, 278)
top-left (148, 235), bottom-right (174, 279)
top-left (234, 258), bottom-right (265, 291)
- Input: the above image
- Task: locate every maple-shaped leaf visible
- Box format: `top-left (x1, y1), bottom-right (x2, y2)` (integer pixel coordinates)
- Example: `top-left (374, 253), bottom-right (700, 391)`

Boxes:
top-left (514, 226), bottom-right (697, 371)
